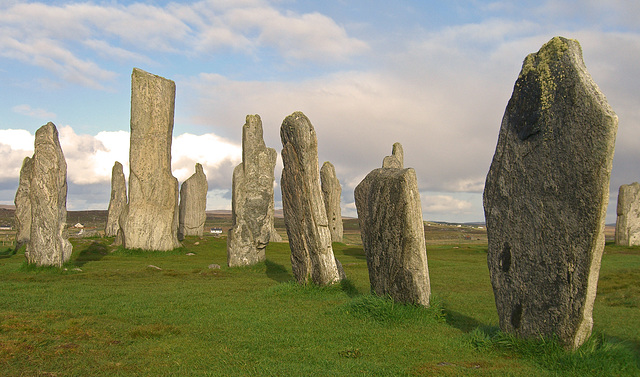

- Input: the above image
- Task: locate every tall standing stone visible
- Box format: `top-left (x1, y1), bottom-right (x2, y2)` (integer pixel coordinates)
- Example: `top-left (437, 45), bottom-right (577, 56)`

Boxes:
top-left (178, 163), bottom-right (208, 240)
top-left (14, 156), bottom-right (32, 251)
top-left (227, 115), bottom-right (278, 266)
top-left (119, 68), bottom-right (181, 251)
top-left (320, 161), bottom-right (343, 243)
top-left (280, 111), bottom-right (344, 285)
top-left (25, 122), bottom-right (72, 266)
top-left (615, 183), bottom-right (640, 246)
top-left (483, 37), bottom-right (618, 349)
top-left (105, 161), bottom-right (127, 237)
top-left (355, 143), bottom-right (430, 307)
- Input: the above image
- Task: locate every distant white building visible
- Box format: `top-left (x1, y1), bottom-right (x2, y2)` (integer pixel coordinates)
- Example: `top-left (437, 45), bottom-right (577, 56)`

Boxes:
top-left (210, 227), bottom-right (223, 235)
top-left (0, 225), bottom-right (11, 230)
top-left (74, 223), bottom-right (84, 228)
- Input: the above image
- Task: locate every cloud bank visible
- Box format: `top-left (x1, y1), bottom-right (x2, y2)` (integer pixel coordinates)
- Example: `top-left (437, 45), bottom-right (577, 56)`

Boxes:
top-left (0, 0), bottom-right (638, 223)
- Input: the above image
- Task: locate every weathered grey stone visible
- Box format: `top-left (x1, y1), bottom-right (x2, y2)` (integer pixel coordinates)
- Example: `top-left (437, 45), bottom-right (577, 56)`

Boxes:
top-left (269, 223), bottom-right (282, 242)
top-left (14, 156), bottom-right (32, 251)
top-left (227, 115), bottom-right (278, 266)
top-left (105, 161), bottom-right (126, 237)
top-left (354, 144), bottom-right (430, 307)
top-left (615, 182), bottom-right (640, 246)
top-left (382, 142), bottom-right (404, 168)
top-left (483, 37), bottom-right (618, 349)
top-left (320, 161), bottom-right (343, 243)
top-left (120, 68), bottom-right (181, 251)
top-left (178, 163), bottom-right (208, 240)
top-left (280, 111), bottom-right (344, 285)
top-left (25, 122), bottom-right (73, 266)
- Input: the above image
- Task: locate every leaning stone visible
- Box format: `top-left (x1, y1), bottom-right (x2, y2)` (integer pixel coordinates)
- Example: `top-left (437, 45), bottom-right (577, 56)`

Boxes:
top-left (14, 156), bottom-right (32, 251)
top-left (355, 144), bottom-right (430, 307)
top-left (119, 68), bottom-right (181, 251)
top-left (320, 161), bottom-right (343, 243)
top-left (227, 115), bottom-right (279, 267)
top-left (615, 182), bottom-right (640, 246)
top-left (25, 122), bottom-right (73, 266)
top-left (105, 161), bottom-right (127, 237)
top-left (280, 111), bottom-right (344, 285)
top-left (483, 37), bottom-right (618, 349)
top-left (178, 163), bottom-right (208, 240)
top-left (382, 142), bottom-right (403, 168)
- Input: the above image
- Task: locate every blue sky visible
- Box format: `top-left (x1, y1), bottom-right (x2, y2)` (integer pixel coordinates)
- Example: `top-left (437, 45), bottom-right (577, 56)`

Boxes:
top-left (0, 0), bottom-right (639, 223)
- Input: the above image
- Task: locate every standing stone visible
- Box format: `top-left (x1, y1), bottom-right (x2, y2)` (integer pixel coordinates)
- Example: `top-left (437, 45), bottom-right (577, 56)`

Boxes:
top-left (14, 156), bottom-right (32, 251)
top-left (119, 68), bottom-right (181, 251)
top-left (320, 161), bottom-right (343, 242)
top-left (227, 115), bottom-right (278, 266)
top-left (178, 163), bottom-right (208, 240)
top-left (615, 183), bottom-right (640, 246)
top-left (280, 111), bottom-right (344, 285)
top-left (382, 142), bottom-right (403, 169)
top-left (105, 161), bottom-right (127, 237)
top-left (355, 143), bottom-right (430, 307)
top-left (25, 122), bottom-right (72, 266)
top-left (483, 37), bottom-right (618, 349)
top-left (269, 220), bottom-right (282, 242)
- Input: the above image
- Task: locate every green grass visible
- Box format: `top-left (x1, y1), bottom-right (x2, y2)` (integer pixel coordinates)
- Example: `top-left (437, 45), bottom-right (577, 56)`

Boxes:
top-left (0, 238), bottom-right (638, 376)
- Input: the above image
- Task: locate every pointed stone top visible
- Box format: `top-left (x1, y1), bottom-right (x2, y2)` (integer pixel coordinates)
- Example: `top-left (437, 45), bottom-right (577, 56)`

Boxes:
top-left (321, 161), bottom-right (335, 173)
top-left (35, 122), bottom-right (59, 141)
top-left (195, 162), bottom-right (204, 175)
top-left (280, 111), bottom-right (317, 166)
top-left (113, 161), bottom-right (123, 170)
top-left (280, 111), bottom-right (314, 145)
top-left (382, 142), bottom-right (403, 168)
top-left (510, 36), bottom-right (616, 142)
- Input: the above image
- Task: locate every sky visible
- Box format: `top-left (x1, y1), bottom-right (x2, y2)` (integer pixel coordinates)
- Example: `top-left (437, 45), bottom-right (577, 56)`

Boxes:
top-left (0, 0), bottom-right (638, 223)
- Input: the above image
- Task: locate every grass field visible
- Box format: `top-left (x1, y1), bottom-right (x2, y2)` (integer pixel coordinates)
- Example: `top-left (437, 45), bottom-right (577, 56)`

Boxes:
top-left (1, 234), bottom-right (639, 376)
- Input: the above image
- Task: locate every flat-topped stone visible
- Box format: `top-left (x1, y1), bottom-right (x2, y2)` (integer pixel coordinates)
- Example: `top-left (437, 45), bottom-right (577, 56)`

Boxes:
top-left (355, 143), bottom-right (430, 306)
top-left (120, 68), bottom-right (181, 251)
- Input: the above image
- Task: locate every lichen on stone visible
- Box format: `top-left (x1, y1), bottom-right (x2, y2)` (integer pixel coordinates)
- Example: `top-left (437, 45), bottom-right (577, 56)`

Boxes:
top-left (519, 37), bottom-right (572, 113)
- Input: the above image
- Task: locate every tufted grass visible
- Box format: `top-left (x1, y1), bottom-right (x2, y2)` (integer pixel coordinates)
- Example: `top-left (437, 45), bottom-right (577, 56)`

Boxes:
top-left (0, 237), bottom-right (638, 376)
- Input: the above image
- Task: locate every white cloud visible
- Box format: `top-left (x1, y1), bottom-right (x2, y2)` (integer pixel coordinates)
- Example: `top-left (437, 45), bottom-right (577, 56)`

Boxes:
top-left (172, 132), bottom-right (241, 183)
top-left (12, 104), bottom-right (57, 119)
top-left (0, 129), bottom-right (35, 151)
top-left (0, 129), bottom-right (34, 181)
top-left (0, 1), bottom-right (368, 89)
top-left (0, 126), bottom-right (241, 199)
top-left (421, 194), bottom-right (473, 214)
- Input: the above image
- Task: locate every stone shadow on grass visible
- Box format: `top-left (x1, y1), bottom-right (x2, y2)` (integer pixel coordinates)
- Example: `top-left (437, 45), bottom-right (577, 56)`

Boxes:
top-left (341, 247), bottom-right (367, 260)
top-left (444, 309), bottom-right (484, 333)
top-left (265, 259), bottom-right (294, 283)
top-left (73, 241), bottom-right (109, 267)
top-left (0, 246), bottom-right (18, 258)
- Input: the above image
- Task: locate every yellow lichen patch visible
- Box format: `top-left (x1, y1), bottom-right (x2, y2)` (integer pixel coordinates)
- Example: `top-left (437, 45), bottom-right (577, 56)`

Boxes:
top-left (517, 37), bottom-right (575, 134)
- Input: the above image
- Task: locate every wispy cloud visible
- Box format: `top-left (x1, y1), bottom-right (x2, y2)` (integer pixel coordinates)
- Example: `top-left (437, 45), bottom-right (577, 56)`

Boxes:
top-left (11, 104), bottom-right (56, 119)
top-left (0, 1), bottom-right (369, 89)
